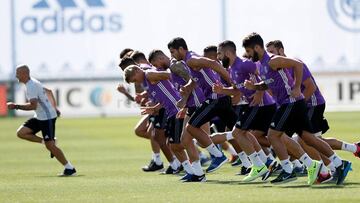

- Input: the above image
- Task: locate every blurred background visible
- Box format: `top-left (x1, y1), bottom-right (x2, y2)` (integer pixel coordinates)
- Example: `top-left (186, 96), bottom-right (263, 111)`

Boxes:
top-left (0, 0), bottom-right (359, 117)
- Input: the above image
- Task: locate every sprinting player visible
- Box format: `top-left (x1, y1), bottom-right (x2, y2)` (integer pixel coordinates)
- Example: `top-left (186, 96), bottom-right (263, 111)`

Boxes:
top-left (148, 49), bottom-right (207, 181)
top-left (212, 40), bottom-right (279, 182)
top-left (266, 40), bottom-right (360, 158)
top-left (242, 33), bottom-right (323, 185)
top-left (129, 51), bottom-right (182, 174)
top-left (266, 40), bottom-right (354, 183)
top-left (124, 65), bottom-right (205, 182)
top-left (7, 65), bottom-right (76, 176)
top-left (168, 37), bottom-right (239, 173)
top-left (203, 45), bottom-right (241, 165)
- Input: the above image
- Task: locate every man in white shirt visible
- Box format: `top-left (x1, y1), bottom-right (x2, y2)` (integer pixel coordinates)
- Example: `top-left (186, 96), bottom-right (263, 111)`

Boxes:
top-left (7, 65), bottom-right (76, 176)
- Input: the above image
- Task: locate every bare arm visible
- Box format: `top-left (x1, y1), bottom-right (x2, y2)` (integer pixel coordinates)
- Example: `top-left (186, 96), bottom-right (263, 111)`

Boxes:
top-left (7, 99), bottom-right (38, 111)
top-left (146, 71), bottom-right (171, 84)
top-left (187, 57), bottom-right (232, 86)
top-left (268, 56), bottom-right (303, 97)
top-left (169, 61), bottom-right (191, 82)
top-left (302, 77), bottom-right (316, 101)
top-left (117, 84), bottom-right (135, 102)
top-left (44, 88), bottom-right (57, 108)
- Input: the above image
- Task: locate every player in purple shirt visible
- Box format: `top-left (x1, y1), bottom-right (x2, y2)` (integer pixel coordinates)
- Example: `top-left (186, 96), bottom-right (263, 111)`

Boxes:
top-left (117, 52), bottom-right (165, 172)
top-left (124, 64), bottom-right (206, 182)
top-left (203, 46), bottom-right (244, 167)
top-left (212, 40), bottom-right (279, 182)
top-left (242, 32), bottom-right (324, 185)
top-left (266, 40), bottom-right (355, 182)
top-left (148, 49), bottom-right (207, 181)
top-left (119, 51), bottom-right (178, 174)
top-left (168, 37), bottom-right (238, 173)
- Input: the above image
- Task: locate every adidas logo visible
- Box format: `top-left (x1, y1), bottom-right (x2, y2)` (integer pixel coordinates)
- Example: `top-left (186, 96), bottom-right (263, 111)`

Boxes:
top-left (236, 121), bottom-right (241, 126)
top-left (45, 135), bottom-right (49, 139)
top-left (270, 122), bottom-right (275, 127)
top-left (155, 123), bottom-right (160, 127)
top-left (20, 0), bottom-right (122, 34)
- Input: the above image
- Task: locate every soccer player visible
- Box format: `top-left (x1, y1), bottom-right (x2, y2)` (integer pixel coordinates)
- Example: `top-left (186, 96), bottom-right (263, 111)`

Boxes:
top-left (266, 40), bottom-right (354, 183)
top-left (7, 65), bottom-right (76, 176)
top-left (168, 37), bottom-right (238, 173)
top-left (124, 65), bottom-right (205, 182)
top-left (148, 49), bottom-right (207, 181)
top-left (242, 33), bottom-right (323, 185)
top-left (266, 40), bottom-right (360, 158)
top-left (203, 45), bottom-right (241, 165)
top-left (213, 40), bottom-right (279, 182)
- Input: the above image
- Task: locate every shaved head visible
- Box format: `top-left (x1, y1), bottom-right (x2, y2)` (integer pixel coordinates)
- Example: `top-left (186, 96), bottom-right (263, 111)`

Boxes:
top-left (16, 64), bottom-right (30, 83)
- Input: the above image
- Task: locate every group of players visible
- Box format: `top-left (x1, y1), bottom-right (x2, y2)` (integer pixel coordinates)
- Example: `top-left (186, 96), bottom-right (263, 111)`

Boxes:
top-left (117, 32), bottom-right (360, 185)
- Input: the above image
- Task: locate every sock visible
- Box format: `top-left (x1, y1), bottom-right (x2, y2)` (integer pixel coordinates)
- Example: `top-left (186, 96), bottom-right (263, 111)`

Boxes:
top-left (341, 142), bottom-right (357, 153)
top-left (225, 131), bottom-right (234, 141)
top-left (206, 143), bottom-right (223, 158)
top-left (227, 145), bottom-right (237, 156)
top-left (327, 162), bottom-right (336, 174)
top-left (319, 161), bottom-right (329, 175)
top-left (268, 153), bottom-right (275, 161)
top-left (153, 153), bottom-right (162, 165)
top-left (182, 160), bottom-right (194, 175)
top-left (292, 159), bottom-right (303, 168)
top-left (280, 158), bottom-right (293, 173)
top-left (41, 139), bottom-right (45, 144)
top-left (257, 149), bottom-right (268, 163)
top-left (248, 152), bottom-right (265, 167)
top-left (192, 160), bottom-right (205, 176)
top-left (238, 152), bottom-right (252, 168)
top-left (64, 162), bottom-right (74, 170)
top-left (170, 160), bottom-right (178, 170)
top-left (299, 153), bottom-right (313, 168)
top-left (329, 153), bottom-right (343, 168)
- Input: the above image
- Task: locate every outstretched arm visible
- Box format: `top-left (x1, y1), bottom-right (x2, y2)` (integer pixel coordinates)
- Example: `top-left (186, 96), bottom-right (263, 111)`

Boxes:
top-left (187, 57), bottom-right (232, 86)
top-left (268, 56), bottom-right (303, 98)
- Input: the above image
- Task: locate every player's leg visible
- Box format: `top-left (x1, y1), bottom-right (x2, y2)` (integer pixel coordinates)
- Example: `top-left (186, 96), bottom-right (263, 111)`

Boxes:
top-left (40, 118), bottom-right (76, 176)
top-left (16, 118), bottom-right (43, 143)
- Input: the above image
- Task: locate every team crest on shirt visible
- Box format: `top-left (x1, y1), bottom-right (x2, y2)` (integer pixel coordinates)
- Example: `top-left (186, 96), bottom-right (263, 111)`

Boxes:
top-left (151, 91), bottom-right (156, 97)
top-left (193, 77), bottom-right (199, 82)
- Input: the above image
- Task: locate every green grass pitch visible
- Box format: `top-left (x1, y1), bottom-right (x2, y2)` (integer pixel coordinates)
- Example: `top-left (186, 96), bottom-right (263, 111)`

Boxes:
top-left (1, 112), bottom-right (360, 202)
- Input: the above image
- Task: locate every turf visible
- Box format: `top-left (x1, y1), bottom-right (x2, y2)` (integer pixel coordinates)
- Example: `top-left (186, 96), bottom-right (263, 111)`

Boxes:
top-left (1, 112), bottom-right (360, 203)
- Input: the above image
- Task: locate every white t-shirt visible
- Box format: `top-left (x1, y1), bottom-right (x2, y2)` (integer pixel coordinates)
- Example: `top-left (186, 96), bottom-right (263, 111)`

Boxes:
top-left (25, 78), bottom-right (57, 120)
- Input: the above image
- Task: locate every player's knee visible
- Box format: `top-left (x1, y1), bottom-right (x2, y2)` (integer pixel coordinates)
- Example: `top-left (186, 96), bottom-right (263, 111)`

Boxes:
top-left (134, 127), bottom-right (146, 138)
top-left (16, 129), bottom-right (26, 139)
top-left (45, 141), bottom-right (56, 151)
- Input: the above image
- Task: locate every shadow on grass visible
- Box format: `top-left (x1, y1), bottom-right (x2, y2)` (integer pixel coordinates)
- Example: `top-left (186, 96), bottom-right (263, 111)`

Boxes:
top-left (36, 174), bottom-right (85, 178)
top-left (206, 180), bottom-right (267, 185)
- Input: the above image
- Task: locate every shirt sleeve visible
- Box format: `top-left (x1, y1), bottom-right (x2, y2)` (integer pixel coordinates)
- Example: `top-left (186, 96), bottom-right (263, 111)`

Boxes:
top-left (302, 64), bottom-right (311, 82)
top-left (26, 83), bottom-right (38, 100)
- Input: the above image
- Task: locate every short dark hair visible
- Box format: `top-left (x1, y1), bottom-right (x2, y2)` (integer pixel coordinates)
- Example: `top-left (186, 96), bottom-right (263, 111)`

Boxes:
top-left (130, 51), bottom-right (147, 63)
top-left (167, 37), bottom-right (188, 50)
top-left (218, 40), bottom-right (236, 52)
top-left (242, 32), bottom-right (264, 48)
top-left (119, 57), bottom-right (136, 70)
top-left (148, 49), bottom-right (165, 63)
top-left (124, 65), bottom-right (140, 83)
top-left (203, 45), bottom-right (217, 54)
top-left (266, 40), bottom-right (284, 49)
top-left (119, 48), bottom-right (133, 59)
